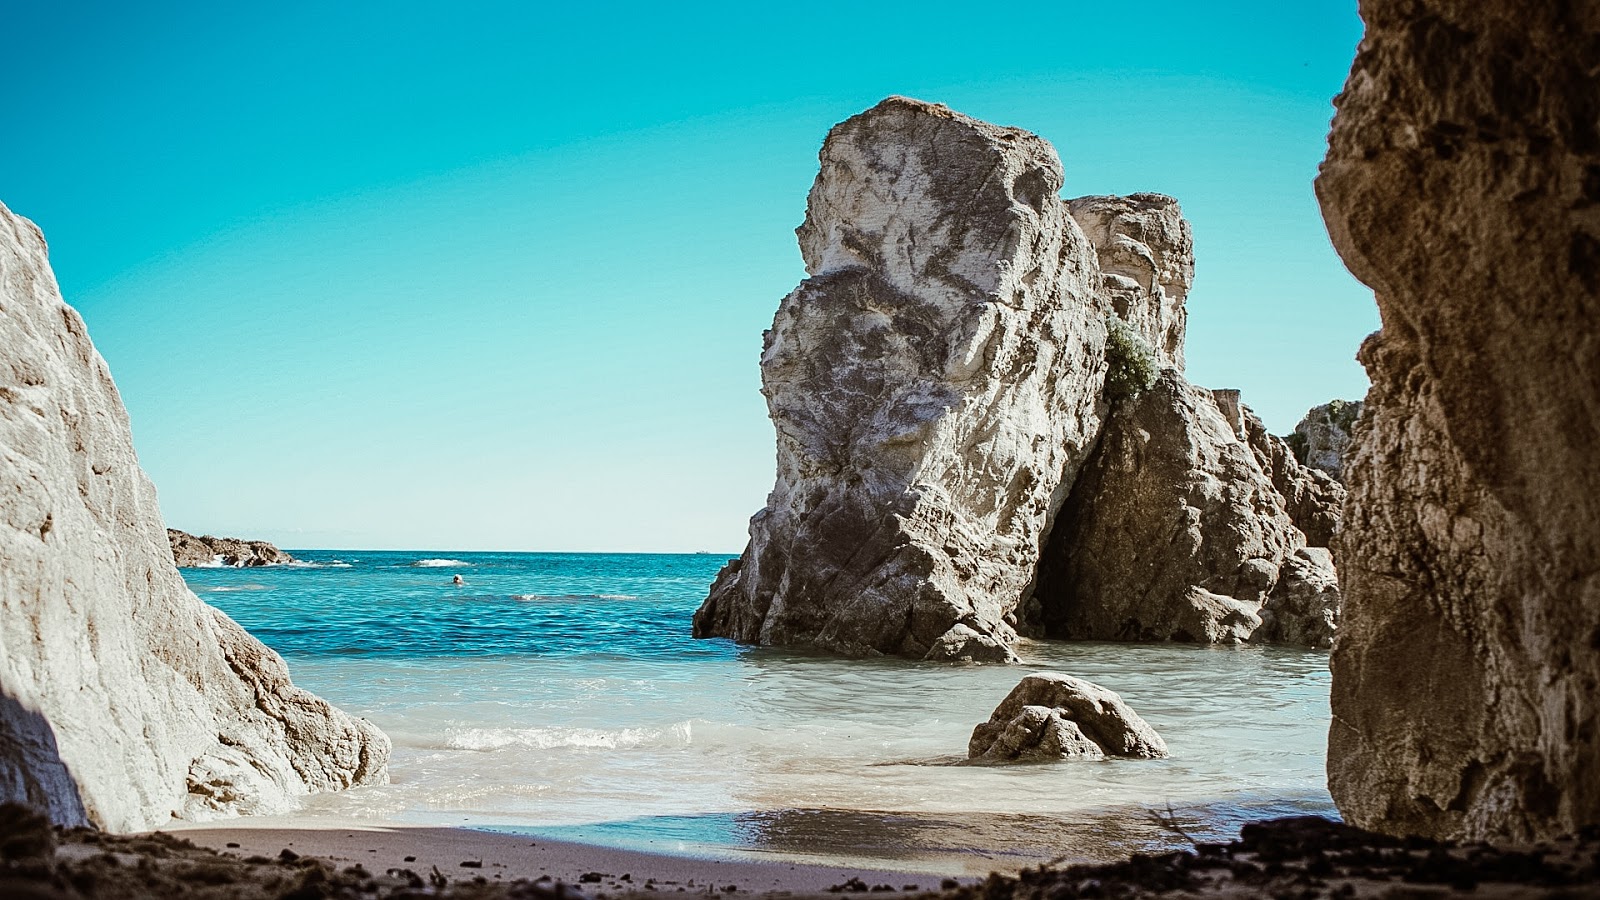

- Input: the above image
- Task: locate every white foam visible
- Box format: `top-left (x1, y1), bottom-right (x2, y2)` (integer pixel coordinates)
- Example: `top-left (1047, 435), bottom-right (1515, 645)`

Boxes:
top-left (444, 721), bottom-right (693, 752)
top-left (286, 560), bottom-right (353, 568)
top-left (413, 558), bottom-right (471, 568)
top-left (511, 593), bottom-right (639, 602)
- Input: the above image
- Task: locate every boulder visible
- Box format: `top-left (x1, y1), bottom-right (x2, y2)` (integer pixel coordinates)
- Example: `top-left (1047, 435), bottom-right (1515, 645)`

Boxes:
top-left (168, 529), bottom-right (293, 568)
top-left (0, 201), bottom-right (389, 831)
top-left (1029, 370), bottom-right (1334, 646)
top-left (1287, 400), bottom-right (1363, 481)
top-left (1260, 548), bottom-right (1340, 650)
top-left (1317, 0), bottom-right (1600, 841)
top-left (968, 672), bottom-right (1167, 763)
top-left (692, 97), bottom-right (1119, 661)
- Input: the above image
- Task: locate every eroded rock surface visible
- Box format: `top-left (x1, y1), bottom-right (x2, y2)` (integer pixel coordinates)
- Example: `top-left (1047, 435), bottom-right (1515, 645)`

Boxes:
top-left (1287, 400), bottom-right (1362, 481)
top-left (1242, 407), bottom-right (1346, 549)
top-left (1067, 194), bottom-right (1192, 369)
top-left (692, 97), bottom-right (1116, 661)
top-left (168, 529), bottom-right (293, 568)
top-left (1029, 371), bottom-right (1337, 646)
top-left (968, 672), bottom-right (1167, 763)
top-left (0, 201), bottom-right (389, 831)
top-left (1317, 0), bottom-right (1600, 841)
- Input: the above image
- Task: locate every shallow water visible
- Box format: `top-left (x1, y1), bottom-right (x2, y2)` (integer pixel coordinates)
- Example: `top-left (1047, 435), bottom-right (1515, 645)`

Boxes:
top-left (185, 550), bottom-right (1335, 871)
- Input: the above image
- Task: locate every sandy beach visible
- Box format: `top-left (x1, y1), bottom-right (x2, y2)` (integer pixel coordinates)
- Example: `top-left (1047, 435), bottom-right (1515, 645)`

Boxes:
top-left (168, 821), bottom-right (970, 895)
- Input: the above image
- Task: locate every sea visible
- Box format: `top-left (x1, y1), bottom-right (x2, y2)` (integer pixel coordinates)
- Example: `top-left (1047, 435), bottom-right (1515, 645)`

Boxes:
top-left (182, 550), bottom-right (1337, 875)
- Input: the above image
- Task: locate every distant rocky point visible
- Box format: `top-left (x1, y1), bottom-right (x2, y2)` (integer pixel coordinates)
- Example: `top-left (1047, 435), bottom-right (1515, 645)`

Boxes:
top-left (1285, 399), bottom-right (1362, 482)
top-left (168, 529), bottom-right (294, 568)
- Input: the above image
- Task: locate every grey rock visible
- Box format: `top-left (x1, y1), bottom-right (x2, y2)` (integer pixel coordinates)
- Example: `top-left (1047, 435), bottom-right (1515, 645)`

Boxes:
top-left (1260, 548), bottom-right (1340, 650)
top-left (1067, 194), bottom-right (1192, 369)
top-left (1030, 371), bottom-right (1332, 646)
top-left (1317, 0), bottom-right (1600, 842)
top-left (0, 200), bottom-right (389, 831)
top-left (168, 529), bottom-right (293, 568)
top-left (1287, 400), bottom-right (1363, 482)
top-left (1242, 406), bottom-right (1346, 548)
top-left (968, 672), bottom-right (1167, 763)
top-left (693, 96), bottom-right (1119, 661)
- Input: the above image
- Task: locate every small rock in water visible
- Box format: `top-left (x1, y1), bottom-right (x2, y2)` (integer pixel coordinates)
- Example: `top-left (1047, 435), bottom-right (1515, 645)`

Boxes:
top-left (967, 672), bottom-right (1168, 763)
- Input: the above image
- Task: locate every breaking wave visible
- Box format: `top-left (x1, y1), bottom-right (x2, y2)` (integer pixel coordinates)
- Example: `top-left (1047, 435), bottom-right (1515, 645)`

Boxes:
top-left (511, 593), bottom-right (638, 602)
top-left (412, 558), bottom-right (471, 568)
top-left (444, 721), bottom-right (695, 752)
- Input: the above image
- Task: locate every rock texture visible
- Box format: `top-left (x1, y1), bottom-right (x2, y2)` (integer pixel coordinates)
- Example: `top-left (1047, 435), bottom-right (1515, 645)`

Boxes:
top-left (1067, 194), bottom-right (1192, 369)
top-left (0, 201), bottom-right (389, 831)
top-left (1286, 400), bottom-right (1362, 481)
top-left (692, 97), bottom-right (1117, 661)
top-left (968, 672), bottom-right (1167, 763)
top-left (1029, 371), bottom-right (1337, 646)
top-left (1317, 1), bottom-right (1600, 841)
top-left (168, 529), bottom-right (294, 568)
top-left (1242, 406), bottom-right (1346, 549)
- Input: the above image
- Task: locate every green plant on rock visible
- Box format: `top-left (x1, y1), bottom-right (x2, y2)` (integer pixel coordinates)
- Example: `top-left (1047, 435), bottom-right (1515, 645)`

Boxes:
top-left (1103, 316), bottom-right (1159, 403)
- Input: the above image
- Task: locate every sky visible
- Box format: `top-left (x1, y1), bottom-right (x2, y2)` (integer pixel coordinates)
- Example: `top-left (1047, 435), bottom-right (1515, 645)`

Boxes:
top-left (1, 1), bottom-right (1375, 552)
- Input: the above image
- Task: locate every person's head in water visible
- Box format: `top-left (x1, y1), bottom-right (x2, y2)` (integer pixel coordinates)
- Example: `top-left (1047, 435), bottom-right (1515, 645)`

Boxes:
top-left (452, 574), bottom-right (464, 585)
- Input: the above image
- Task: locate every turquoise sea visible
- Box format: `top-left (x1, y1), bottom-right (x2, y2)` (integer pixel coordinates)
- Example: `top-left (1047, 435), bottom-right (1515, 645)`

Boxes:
top-left (183, 550), bottom-right (1336, 874)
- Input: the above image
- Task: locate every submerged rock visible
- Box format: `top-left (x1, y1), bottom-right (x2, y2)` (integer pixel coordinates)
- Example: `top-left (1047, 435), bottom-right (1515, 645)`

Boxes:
top-left (1286, 399), bottom-right (1362, 482)
top-left (1029, 371), bottom-right (1337, 646)
top-left (0, 201), bottom-right (389, 830)
top-left (693, 97), bottom-right (1117, 661)
top-left (968, 673), bottom-right (1167, 763)
top-left (1317, 0), bottom-right (1600, 842)
top-left (168, 529), bottom-right (293, 568)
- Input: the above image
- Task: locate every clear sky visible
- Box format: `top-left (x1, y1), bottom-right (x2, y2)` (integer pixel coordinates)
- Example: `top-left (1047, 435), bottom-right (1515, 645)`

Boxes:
top-left (2, 1), bottom-right (1374, 552)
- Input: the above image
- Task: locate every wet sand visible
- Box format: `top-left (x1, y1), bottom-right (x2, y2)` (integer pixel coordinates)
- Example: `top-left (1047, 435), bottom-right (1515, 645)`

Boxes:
top-left (171, 821), bottom-right (967, 894)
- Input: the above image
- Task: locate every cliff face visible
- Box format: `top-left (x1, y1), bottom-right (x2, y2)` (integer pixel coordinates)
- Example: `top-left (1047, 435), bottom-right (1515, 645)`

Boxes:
top-left (692, 97), bottom-right (1115, 662)
top-left (1318, 1), bottom-right (1600, 841)
top-left (168, 530), bottom-right (294, 568)
top-left (1287, 400), bottom-right (1363, 482)
top-left (0, 201), bottom-right (389, 831)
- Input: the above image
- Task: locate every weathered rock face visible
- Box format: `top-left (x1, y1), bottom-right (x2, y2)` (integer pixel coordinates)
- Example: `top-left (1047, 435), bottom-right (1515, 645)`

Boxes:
top-left (168, 529), bottom-right (293, 568)
top-left (1241, 408), bottom-right (1346, 549)
top-left (1287, 400), bottom-right (1362, 482)
top-left (968, 673), bottom-right (1167, 763)
top-left (692, 97), bottom-right (1116, 661)
top-left (0, 201), bottom-right (389, 831)
top-left (1029, 371), bottom-right (1335, 645)
top-left (1317, 1), bottom-right (1600, 841)
top-left (1067, 194), bottom-right (1192, 369)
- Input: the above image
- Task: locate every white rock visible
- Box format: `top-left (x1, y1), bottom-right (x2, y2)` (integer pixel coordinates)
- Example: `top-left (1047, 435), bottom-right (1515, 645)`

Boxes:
top-left (0, 201), bottom-right (389, 831)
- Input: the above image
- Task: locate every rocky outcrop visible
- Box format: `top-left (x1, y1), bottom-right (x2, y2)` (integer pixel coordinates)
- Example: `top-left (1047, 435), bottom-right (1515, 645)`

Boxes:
top-left (1067, 194), bottom-right (1192, 369)
top-left (1286, 400), bottom-right (1362, 481)
top-left (168, 529), bottom-right (293, 568)
top-left (1241, 407), bottom-right (1346, 549)
top-left (1316, 1), bottom-right (1600, 841)
top-left (1029, 371), bottom-right (1337, 646)
top-left (0, 201), bottom-right (389, 831)
top-left (692, 97), bottom-right (1118, 661)
top-left (968, 673), bottom-right (1167, 763)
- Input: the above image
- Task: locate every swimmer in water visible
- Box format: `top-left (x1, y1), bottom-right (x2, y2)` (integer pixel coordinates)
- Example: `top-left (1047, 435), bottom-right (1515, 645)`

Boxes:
top-left (452, 574), bottom-right (464, 586)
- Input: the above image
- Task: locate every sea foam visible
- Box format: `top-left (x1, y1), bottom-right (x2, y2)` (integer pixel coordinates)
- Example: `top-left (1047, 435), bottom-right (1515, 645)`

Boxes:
top-left (413, 558), bottom-right (471, 568)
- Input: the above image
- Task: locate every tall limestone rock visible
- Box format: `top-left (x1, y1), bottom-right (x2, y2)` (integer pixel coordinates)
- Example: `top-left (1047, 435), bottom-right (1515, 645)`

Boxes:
top-left (692, 97), bottom-right (1117, 662)
top-left (1318, 0), bottom-right (1600, 841)
top-left (0, 201), bottom-right (389, 831)
top-left (1067, 194), bottom-right (1192, 370)
top-left (1287, 399), bottom-right (1363, 482)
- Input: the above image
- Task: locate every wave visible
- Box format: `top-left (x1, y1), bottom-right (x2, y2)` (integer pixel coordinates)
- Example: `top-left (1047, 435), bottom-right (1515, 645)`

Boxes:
top-left (412, 559), bottom-right (471, 568)
top-left (205, 584), bottom-right (272, 593)
top-left (286, 560), bottom-right (353, 568)
top-left (510, 593), bottom-right (639, 603)
top-left (443, 721), bottom-right (694, 752)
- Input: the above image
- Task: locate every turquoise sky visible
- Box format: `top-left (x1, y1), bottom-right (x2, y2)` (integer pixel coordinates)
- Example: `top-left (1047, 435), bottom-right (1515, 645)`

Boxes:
top-left (2, 1), bottom-right (1373, 552)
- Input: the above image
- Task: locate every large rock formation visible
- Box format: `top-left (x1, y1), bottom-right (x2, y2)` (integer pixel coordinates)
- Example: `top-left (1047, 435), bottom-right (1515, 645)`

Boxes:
top-left (0, 201), bottom-right (389, 831)
top-left (692, 97), bottom-right (1119, 661)
top-left (1241, 406), bottom-right (1346, 549)
top-left (967, 672), bottom-right (1168, 763)
top-left (1028, 371), bottom-right (1339, 647)
top-left (1286, 400), bottom-right (1362, 482)
top-left (168, 529), bottom-right (294, 568)
top-left (1317, 1), bottom-right (1600, 841)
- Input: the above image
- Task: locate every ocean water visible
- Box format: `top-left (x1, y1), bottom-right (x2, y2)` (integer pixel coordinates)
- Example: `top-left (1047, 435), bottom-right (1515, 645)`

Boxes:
top-left (183, 550), bottom-right (1336, 873)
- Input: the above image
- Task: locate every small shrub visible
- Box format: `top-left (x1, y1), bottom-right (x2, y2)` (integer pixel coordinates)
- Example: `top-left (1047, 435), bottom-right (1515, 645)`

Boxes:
top-left (1103, 317), bottom-right (1159, 403)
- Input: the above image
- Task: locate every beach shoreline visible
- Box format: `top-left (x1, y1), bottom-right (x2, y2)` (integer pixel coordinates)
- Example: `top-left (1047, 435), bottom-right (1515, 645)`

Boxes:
top-left (164, 820), bottom-right (970, 895)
